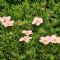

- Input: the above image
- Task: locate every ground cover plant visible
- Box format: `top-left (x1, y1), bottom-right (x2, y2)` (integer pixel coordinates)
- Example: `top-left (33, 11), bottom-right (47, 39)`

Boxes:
top-left (0, 0), bottom-right (60, 60)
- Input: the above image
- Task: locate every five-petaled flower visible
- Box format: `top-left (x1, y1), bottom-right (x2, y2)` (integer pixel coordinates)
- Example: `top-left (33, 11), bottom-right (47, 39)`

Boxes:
top-left (19, 36), bottom-right (32, 43)
top-left (32, 17), bottom-right (43, 26)
top-left (22, 30), bottom-right (33, 36)
top-left (0, 16), bottom-right (14, 27)
top-left (51, 35), bottom-right (60, 44)
top-left (39, 36), bottom-right (51, 45)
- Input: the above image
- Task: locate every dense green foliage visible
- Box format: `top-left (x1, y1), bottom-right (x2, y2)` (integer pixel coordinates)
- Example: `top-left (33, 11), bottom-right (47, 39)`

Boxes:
top-left (0, 0), bottom-right (60, 60)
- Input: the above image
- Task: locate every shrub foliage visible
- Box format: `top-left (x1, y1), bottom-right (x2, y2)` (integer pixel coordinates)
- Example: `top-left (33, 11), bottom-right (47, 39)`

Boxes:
top-left (0, 0), bottom-right (60, 60)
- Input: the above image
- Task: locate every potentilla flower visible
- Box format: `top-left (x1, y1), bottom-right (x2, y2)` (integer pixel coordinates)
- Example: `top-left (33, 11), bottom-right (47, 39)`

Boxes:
top-left (46, 36), bottom-right (52, 42)
top-left (32, 17), bottom-right (43, 26)
top-left (0, 16), bottom-right (11, 22)
top-left (19, 36), bottom-right (32, 43)
top-left (56, 37), bottom-right (60, 44)
top-left (39, 35), bottom-right (60, 45)
top-left (39, 36), bottom-right (50, 45)
top-left (0, 16), bottom-right (14, 27)
top-left (2, 20), bottom-right (14, 27)
top-left (22, 30), bottom-right (33, 36)
top-left (51, 35), bottom-right (57, 44)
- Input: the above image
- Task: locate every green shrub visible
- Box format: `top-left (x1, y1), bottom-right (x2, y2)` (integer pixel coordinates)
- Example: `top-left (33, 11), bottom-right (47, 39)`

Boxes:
top-left (0, 0), bottom-right (60, 60)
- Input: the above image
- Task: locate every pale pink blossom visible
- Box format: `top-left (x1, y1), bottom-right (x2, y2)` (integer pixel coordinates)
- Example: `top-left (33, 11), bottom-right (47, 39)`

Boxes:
top-left (32, 17), bottom-right (43, 26)
top-left (0, 16), bottom-right (11, 22)
top-left (50, 35), bottom-right (60, 44)
top-left (39, 36), bottom-right (50, 45)
top-left (56, 37), bottom-right (60, 44)
top-left (2, 21), bottom-right (14, 27)
top-left (39, 35), bottom-right (60, 45)
top-left (45, 36), bottom-right (52, 42)
top-left (19, 36), bottom-right (32, 43)
top-left (0, 16), bottom-right (14, 27)
top-left (22, 30), bottom-right (33, 36)
top-left (50, 35), bottom-right (57, 44)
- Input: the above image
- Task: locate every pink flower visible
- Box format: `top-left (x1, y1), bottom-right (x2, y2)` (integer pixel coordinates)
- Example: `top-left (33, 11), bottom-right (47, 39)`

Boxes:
top-left (39, 35), bottom-right (60, 45)
top-left (0, 16), bottom-right (11, 22)
top-left (0, 16), bottom-right (14, 27)
top-left (32, 17), bottom-right (43, 26)
top-left (46, 36), bottom-right (52, 42)
top-left (56, 37), bottom-right (60, 44)
top-left (22, 30), bottom-right (33, 36)
top-left (50, 35), bottom-right (57, 44)
top-left (39, 36), bottom-right (50, 45)
top-left (19, 36), bottom-right (32, 43)
top-left (51, 35), bottom-right (60, 44)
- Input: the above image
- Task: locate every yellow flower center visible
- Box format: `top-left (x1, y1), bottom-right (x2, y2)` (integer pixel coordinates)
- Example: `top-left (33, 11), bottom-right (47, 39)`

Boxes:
top-left (6, 22), bottom-right (10, 26)
top-left (53, 39), bottom-right (57, 42)
top-left (44, 40), bottom-right (47, 42)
